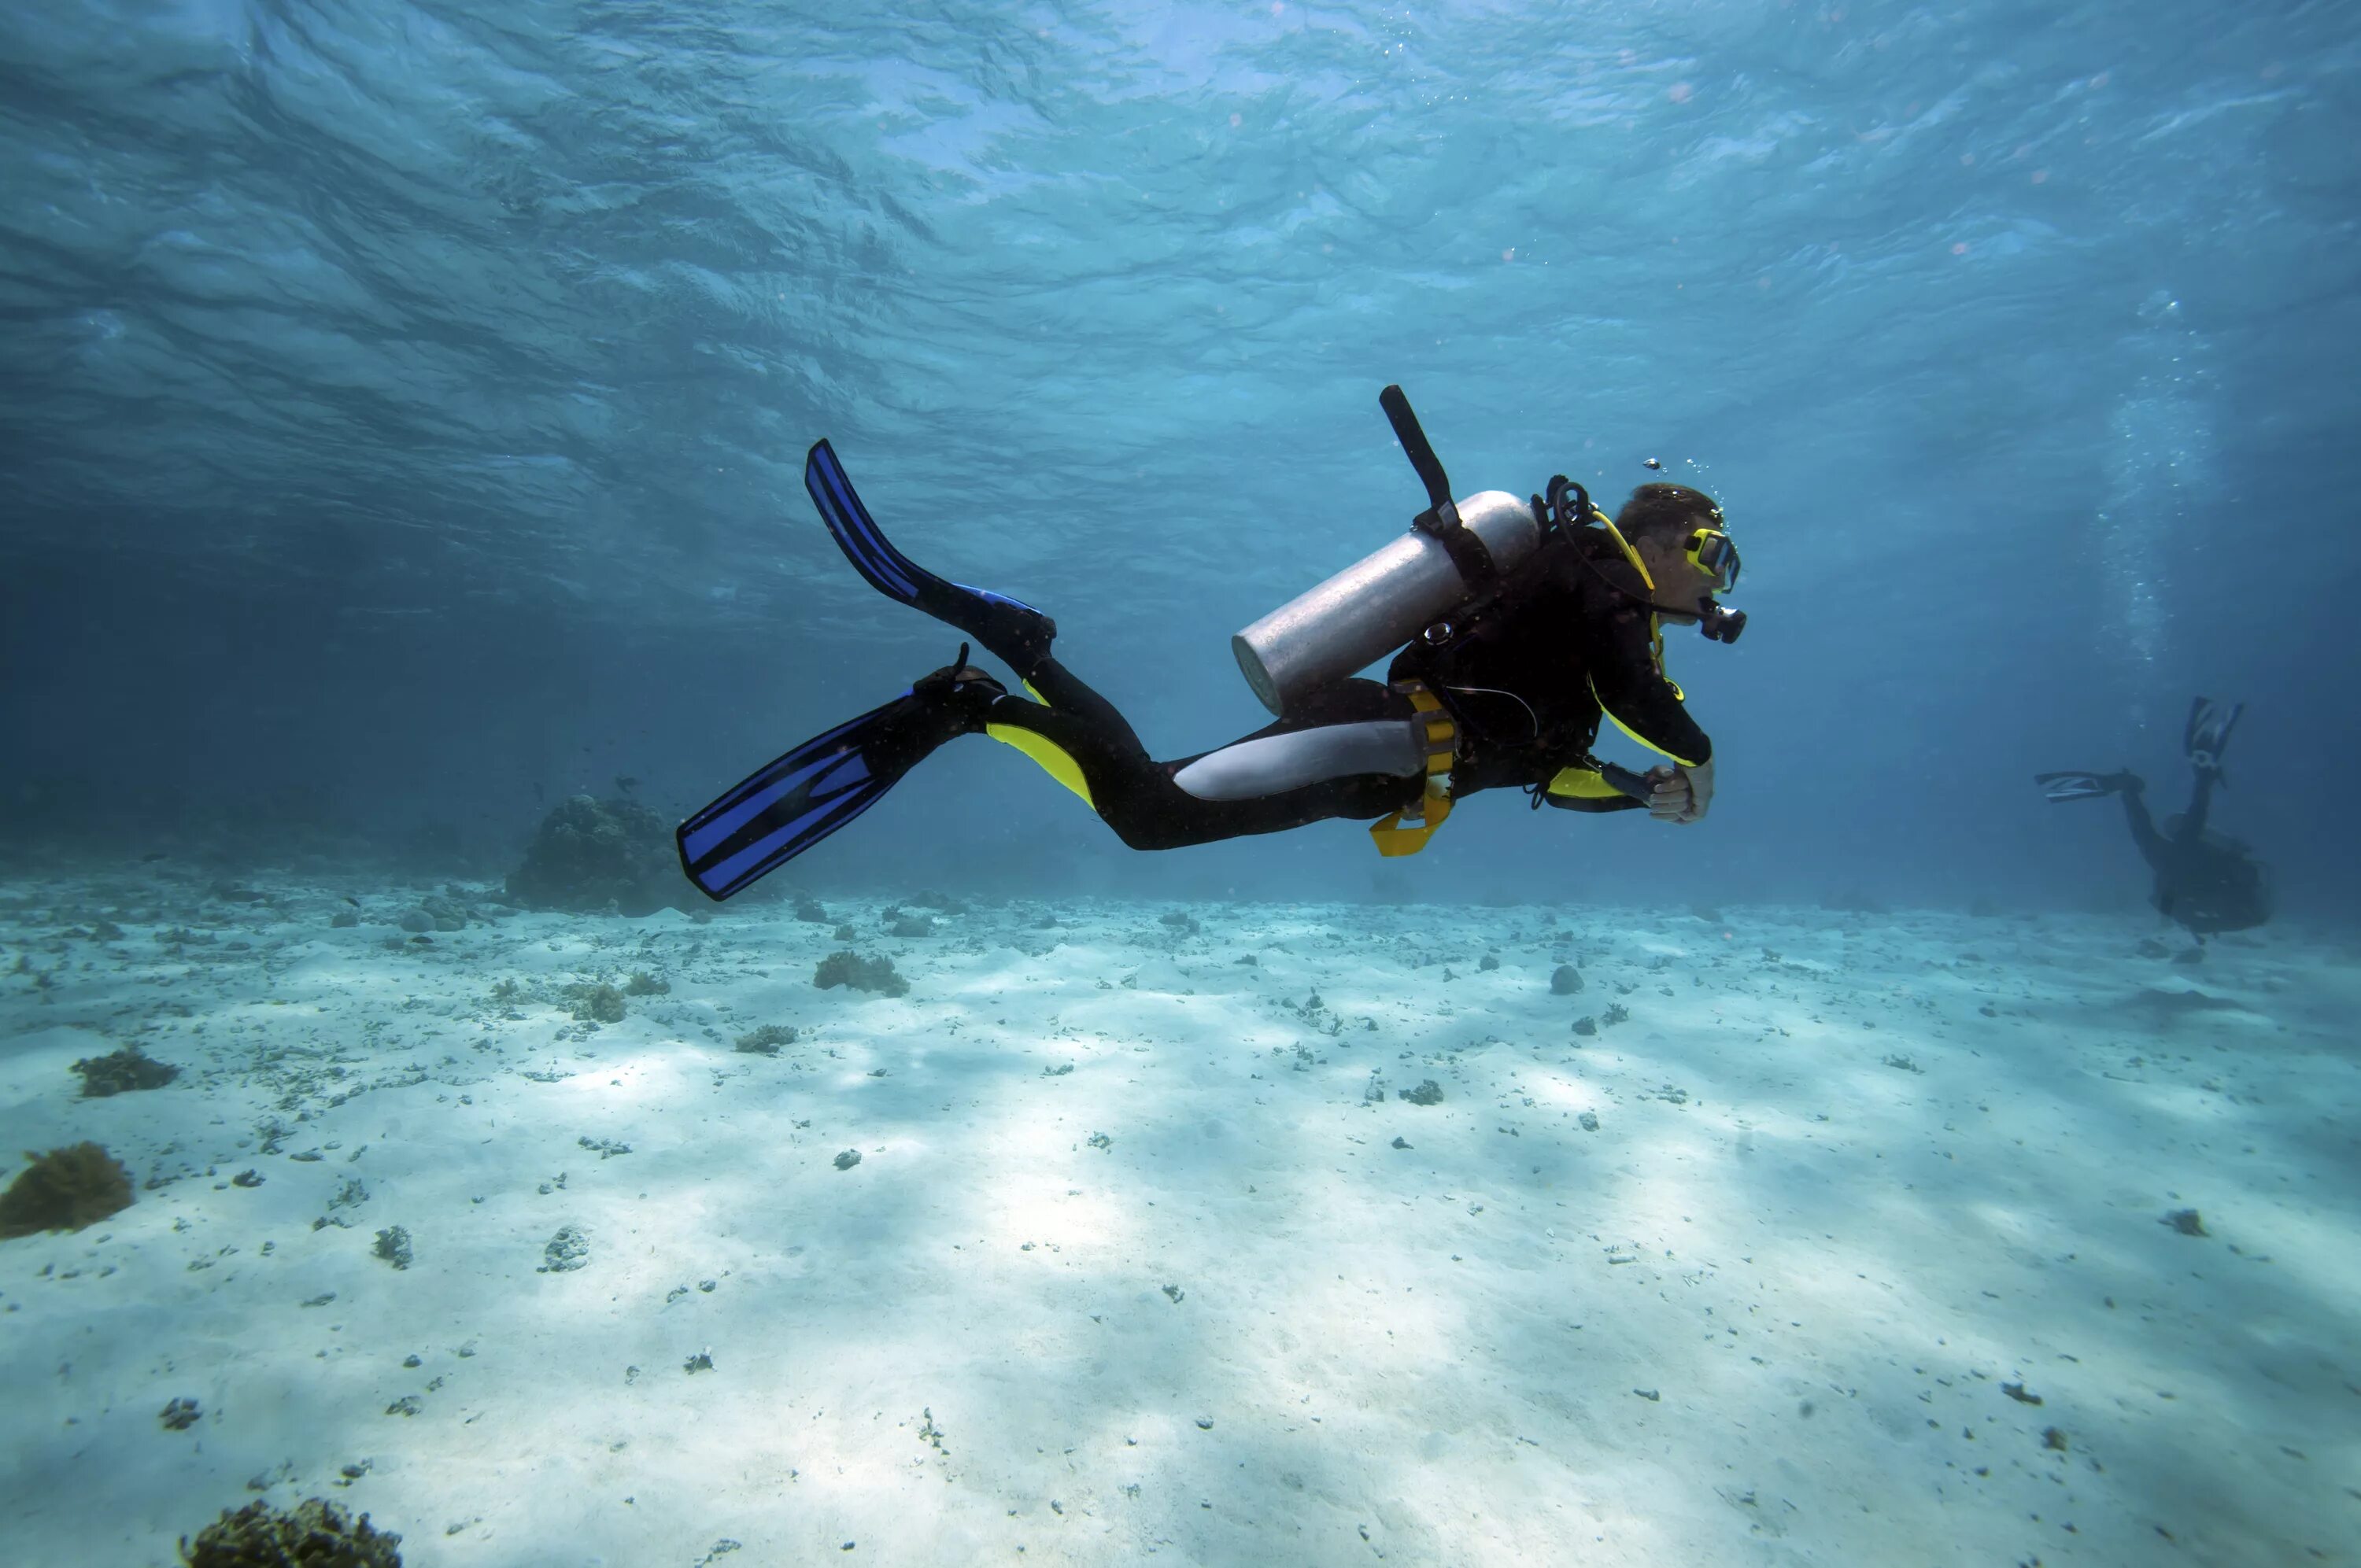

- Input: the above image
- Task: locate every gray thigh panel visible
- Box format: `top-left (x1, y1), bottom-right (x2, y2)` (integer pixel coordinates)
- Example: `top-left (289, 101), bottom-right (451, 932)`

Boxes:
top-left (1171, 720), bottom-right (1424, 802)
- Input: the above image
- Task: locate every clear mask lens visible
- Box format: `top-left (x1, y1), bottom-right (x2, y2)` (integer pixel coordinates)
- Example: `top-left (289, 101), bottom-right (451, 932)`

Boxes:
top-left (1690, 530), bottom-right (1739, 591)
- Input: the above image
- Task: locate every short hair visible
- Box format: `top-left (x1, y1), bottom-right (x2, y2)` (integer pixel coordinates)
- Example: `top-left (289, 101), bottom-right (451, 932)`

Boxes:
top-left (1616, 483), bottom-right (1724, 544)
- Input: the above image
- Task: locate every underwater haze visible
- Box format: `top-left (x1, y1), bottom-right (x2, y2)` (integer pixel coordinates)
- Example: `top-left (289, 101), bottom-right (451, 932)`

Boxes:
top-left (2, 2), bottom-right (2357, 1565)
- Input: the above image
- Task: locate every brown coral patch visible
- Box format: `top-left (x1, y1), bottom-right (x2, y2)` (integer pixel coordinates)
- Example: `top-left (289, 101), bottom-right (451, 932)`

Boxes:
top-left (0, 1142), bottom-right (135, 1239)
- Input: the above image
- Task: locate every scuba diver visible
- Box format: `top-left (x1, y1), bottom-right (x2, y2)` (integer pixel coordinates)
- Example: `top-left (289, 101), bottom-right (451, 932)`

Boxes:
top-left (678, 387), bottom-right (1746, 901)
top-left (2035, 697), bottom-right (2271, 941)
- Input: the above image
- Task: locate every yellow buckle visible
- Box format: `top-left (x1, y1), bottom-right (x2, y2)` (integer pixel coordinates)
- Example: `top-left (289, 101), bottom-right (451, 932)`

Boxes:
top-left (1369, 681), bottom-right (1457, 857)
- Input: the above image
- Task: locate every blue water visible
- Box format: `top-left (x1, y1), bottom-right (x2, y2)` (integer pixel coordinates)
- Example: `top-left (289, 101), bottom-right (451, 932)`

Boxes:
top-left (1, 2), bottom-right (2356, 1561)
top-left (3, 0), bottom-right (2352, 909)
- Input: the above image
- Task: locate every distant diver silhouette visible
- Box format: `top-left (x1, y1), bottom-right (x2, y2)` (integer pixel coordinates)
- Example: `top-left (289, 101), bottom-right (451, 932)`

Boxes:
top-left (2036, 697), bottom-right (2270, 941)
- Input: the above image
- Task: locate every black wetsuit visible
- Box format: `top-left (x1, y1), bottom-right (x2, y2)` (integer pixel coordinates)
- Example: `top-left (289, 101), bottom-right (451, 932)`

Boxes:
top-left (974, 528), bottom-right (1713, 849)
top-left (1389, 526), bottom-right (1713, 810)
top-left (2118, 769), bottom-right (2270, 937)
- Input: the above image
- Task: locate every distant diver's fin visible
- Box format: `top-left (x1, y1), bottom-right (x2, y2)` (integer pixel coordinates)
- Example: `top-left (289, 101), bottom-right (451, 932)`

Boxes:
top-left (2034, 770), bottom-right (2119, 803)
top-left (2184, 695), bottom-right (2243, 781)
top-left (805, 439), bottom-right (1058, 675)
top-left (677, 651), bottom-right (1003, 900)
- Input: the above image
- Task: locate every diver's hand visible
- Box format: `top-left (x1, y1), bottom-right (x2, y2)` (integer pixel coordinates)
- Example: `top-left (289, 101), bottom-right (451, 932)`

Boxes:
top-left (1646, 759), bottom-right (1713, 825)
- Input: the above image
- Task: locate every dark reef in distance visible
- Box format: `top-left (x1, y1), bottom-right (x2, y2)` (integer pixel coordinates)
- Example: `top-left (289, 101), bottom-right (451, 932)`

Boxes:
top-left (506, 795), bottom-right (686, 917)
top-left (72, 1043), bottom-right (180, 1097)
top-left (815, 950), bottom-right (910, 998)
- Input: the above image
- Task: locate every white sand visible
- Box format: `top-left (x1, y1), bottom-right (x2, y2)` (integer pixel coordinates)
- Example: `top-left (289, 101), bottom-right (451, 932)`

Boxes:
top-left (1, 875), bottom-right (2353, 1566)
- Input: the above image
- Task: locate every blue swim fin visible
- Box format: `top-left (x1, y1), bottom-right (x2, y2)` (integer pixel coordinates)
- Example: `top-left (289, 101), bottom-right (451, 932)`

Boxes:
top-left (677, 653), bottom-right (1007, 900)
top-left (805, 440), bottom-right (1057, 674)
top-left (677, 699), bottom-right (921, 900)
top-left (2184, 696), bottom-right (2242, 783)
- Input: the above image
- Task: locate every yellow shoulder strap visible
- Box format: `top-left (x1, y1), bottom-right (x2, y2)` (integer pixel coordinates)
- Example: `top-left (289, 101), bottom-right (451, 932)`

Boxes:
top-left (1591, 511), bottom-right (1665, 664)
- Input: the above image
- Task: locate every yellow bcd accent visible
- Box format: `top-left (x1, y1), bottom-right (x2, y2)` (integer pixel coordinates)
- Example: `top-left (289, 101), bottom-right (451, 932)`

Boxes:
top-left (1369, 681), bottom-right (1458, 857)
top-left (1588, 684), bottom-right (1702, 768)
top-left (1546, 766), bottom-right (1629, 800)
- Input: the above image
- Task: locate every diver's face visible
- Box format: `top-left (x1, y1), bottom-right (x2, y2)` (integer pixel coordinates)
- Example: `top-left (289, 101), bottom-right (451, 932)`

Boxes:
top-left (1634, 533), bottom-right (1722, 622)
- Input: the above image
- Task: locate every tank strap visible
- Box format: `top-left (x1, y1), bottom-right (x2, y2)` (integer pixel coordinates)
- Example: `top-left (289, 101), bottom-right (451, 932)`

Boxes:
top-left (1369, 680), bottom-right (1458, 858)
top-left (1413, 504), bottom-right (1501, 593)
top-left (1381, 383), bottom-right (1500, 593)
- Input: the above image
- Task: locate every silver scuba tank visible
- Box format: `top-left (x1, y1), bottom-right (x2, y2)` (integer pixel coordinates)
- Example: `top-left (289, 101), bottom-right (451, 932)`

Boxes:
top-left (1231, 489), bottom-right (1542, 717)
top-left (1232, 384), bottom-right (1542, 718)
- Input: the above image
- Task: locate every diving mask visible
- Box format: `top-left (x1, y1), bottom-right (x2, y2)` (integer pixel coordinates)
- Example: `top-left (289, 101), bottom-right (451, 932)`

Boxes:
top-left (1684, 527), bottom-right (1741, 593)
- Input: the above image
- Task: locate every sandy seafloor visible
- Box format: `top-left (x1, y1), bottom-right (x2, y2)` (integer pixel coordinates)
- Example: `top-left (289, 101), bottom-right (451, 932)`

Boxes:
top-left (1, 872), bottom-right (2355, 1568)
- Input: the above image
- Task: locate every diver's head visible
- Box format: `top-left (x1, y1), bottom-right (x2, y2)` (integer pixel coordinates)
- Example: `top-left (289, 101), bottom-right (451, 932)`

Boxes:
top-left (1617, 483), bottom-right (1740, 629)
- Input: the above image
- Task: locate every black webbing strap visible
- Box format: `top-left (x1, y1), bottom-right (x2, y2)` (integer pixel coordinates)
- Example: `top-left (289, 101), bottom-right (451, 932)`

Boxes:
top-left (1381, 383), bottom-right (1499, 592)
top-left (1413, 504), bottom-right (1500, 590)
